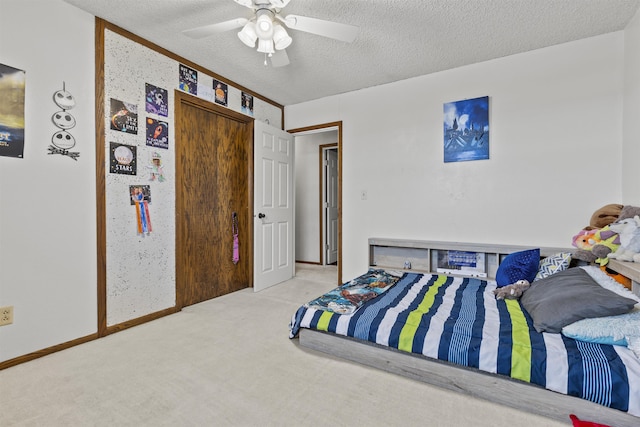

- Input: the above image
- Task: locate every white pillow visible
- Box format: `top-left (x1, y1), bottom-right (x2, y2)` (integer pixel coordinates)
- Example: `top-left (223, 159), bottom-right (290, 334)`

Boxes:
top-left (563, 266), bottom-right (640, 357)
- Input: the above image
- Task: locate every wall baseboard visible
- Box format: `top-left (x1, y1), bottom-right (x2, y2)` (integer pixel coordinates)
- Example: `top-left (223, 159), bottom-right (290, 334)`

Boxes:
top-left (0, 333), bottom-right (99, 371)
top-left (0, 305), bottom-right (180, 371)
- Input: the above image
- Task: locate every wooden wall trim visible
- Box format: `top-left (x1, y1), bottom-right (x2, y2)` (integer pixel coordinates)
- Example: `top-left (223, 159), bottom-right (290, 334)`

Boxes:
top-left (97, 18), bottom-right (285, 116)
top-left (0, 333), bottom-right (99, 371)
top-left (95, 16), bottom-right (269, 335)
top-left (105, 307), bottom-right (180, 336)
top-left (95, 17), bottom-right (107, 338)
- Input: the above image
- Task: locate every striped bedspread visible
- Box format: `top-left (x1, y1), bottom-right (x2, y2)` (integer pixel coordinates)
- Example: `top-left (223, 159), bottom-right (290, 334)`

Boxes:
top-left (289, 272), bottom-right (640, 417)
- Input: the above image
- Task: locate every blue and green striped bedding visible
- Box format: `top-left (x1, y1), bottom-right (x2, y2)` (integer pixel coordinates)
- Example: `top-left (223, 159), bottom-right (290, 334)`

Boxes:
top-left (289, 272), bottom-right (640, 417)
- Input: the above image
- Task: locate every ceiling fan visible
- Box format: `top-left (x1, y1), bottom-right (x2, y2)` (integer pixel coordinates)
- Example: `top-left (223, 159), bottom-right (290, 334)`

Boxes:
top-left (182, 0), bottom-right (359, 67)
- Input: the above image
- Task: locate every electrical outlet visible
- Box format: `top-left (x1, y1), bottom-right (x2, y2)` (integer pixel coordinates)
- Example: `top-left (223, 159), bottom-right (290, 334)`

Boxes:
top-left (0, 306), bottom-right (13, 326)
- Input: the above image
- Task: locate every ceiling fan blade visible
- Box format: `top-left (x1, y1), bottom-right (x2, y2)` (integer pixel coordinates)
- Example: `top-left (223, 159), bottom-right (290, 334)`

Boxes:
top-left (182, 18), bottom-right (249, 39)
top-left (269, 0), bottom-right (291, 8)
top-left (270, 49), bottom-right (290, 67)
top-left (279, 14), bottom-right (358, 43)
top-left (233, 0), bottom-right (255, 8)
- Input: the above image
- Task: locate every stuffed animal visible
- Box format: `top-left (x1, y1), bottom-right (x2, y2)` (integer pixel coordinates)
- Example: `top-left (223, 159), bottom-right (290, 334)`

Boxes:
top-left (572, 229), bottom-right (600, 250)
top-left (586, 203), bottom-right (624, 230)
top-left (493, 280), bottom-right (530, 300)
top-left (572, 204), bottom-right (624, 265)
top-left (591, 225), bottom-right (621, 265)
top-left (607, 215), bottom-right (640, 262)
top-left (572, 226), bottom-right (620, 265)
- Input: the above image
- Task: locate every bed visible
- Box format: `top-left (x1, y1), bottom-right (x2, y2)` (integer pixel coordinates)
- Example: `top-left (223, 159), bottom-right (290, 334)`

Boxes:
top-left (289, 241), bottom-right (640, 426)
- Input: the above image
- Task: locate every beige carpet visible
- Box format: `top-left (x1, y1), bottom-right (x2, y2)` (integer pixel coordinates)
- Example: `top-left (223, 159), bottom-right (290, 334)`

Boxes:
top-left (0, 264), bottom-right (567, 426)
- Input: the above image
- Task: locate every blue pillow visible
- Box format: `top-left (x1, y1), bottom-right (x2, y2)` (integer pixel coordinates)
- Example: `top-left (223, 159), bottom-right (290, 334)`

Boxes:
top-left (562, 309), bottom-right (640, 346)
top-left (496, 248), bottom-right (540, 287)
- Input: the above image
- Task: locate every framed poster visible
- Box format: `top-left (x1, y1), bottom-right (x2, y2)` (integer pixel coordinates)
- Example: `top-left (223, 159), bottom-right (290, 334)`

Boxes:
top-left (0, 63), bottom-right (26, 158)
top-left (443, 96), bottom-right (489, 163)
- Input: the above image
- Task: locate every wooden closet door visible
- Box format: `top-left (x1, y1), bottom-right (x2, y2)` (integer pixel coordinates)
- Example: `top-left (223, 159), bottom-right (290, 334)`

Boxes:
top-left (175, 91), bottom-right (253, 307)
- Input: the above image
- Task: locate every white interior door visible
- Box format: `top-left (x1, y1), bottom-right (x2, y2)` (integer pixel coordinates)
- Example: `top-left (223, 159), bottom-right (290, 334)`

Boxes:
top-left (254, 121), bottom-right (295, 292)
top-left (325, 148), bottom-right (338, 265)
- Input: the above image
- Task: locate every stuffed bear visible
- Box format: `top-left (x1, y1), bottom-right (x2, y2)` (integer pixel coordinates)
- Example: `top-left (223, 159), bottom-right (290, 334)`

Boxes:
top-left (493, 280), bottom-right (530, 300)
top-left (607, 215), bottom-right (640, 262)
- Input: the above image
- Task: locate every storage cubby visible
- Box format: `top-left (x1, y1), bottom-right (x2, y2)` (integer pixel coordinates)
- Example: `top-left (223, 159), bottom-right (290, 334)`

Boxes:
top-left (368, 238), bottom-right (571, 281)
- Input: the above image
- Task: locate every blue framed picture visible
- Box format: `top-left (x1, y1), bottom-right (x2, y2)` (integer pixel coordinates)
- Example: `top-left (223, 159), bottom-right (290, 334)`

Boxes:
top-left (443, 96), bottom-right (489, 163)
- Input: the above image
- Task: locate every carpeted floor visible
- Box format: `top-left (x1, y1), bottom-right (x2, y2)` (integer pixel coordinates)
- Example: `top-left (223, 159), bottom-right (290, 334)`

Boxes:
top-left (0, 264), bottom-right (567, 426)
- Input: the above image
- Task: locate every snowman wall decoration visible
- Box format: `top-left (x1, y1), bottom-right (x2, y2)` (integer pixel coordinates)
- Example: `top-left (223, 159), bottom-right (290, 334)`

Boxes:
top-left (48, 82), bottom-right (80, 160)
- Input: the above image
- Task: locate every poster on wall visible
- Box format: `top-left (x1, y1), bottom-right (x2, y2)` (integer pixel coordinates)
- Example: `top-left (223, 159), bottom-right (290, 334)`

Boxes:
top-left (110, 98), bottom-right (138, 134)
top-left (145, 83), bottom-right (168, 117)
top-left (178, 64), bottom-right (198, 95)
top-left (109, 142), bottom-right (137, 175)
top-left (241, 92), bottom-right (253, 116)
top-left (213, 79), bottom-right (228, 106)
top-left (443, 96), bottom-right (489, 163)
top-left (145, 117), bottom-right (169, 149)
top-left (0, 63), bottom-right (26, 158)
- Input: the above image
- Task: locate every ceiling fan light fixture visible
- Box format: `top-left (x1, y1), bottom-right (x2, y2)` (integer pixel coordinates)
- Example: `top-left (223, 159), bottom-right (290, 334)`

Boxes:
top-left (255, 12), bottom-right (274, 39)
top-left (272, 24), bottom-right (292, 50)
top-left (237, 21), bottom-right (257, 47)
top-left (257, 37), bottom-right (275, 54)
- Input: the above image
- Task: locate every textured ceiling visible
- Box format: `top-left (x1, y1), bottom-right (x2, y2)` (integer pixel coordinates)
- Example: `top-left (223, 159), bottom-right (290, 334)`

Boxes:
top-left (63, 0), bottom-right (640, 106)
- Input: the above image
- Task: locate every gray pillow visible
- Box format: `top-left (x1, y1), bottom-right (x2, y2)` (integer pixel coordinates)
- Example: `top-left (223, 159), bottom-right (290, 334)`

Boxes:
top-left (520, 267), bottom-right (637, 333)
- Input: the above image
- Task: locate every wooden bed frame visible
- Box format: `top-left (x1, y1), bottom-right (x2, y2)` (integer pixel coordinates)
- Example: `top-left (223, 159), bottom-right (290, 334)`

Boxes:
top-left (297, 239), bottom-right (640, 427)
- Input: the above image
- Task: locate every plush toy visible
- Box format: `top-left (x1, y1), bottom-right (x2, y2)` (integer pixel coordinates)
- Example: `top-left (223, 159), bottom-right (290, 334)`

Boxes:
top-left (572, 228), bottom-right (600, 251)
top-left (572, 204), bottom-right (624, 265)
top-left (569, 414), bottom-right (612, 427)
top-left (591, 225), bottom-right (621, 265)
top-left (572, 226), bottom-right (620, 265)
top-left (586, 203), bottom-right (624, 230)
top-left (607, 215), bottom-right (640, 262)
top-left (493, 280), bottom-right (530, 300)
top-left (572, 229), bottom-right (599, 250)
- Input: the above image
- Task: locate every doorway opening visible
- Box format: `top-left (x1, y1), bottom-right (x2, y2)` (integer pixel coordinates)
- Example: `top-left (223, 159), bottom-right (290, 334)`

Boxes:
top-left (288, 122), bottom-right (342, 284)
top-left (321, 145), bottom-right (338, 266)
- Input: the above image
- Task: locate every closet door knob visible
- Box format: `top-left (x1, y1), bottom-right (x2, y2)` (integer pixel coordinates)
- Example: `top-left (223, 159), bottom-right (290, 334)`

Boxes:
top-left (258, 213), bottom-right (266, 219)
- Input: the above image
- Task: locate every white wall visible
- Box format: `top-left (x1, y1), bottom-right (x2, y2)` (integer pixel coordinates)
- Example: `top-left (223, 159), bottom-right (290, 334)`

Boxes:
top-left (0, 0), bottom-right (96, 361)
top-left (294, 131), bottom-right (338, 263)
top-left (623, 8), bottom-right (640, 204)
top-left (286, 33), bottom-right (626, 281)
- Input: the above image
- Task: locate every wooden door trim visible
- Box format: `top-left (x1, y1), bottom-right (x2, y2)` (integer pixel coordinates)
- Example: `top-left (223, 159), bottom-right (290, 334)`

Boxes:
top-left (174, 90), bottom-right (254, 310)
top-left (318, 143), bottom-right (338, 265)
top-left (287, 122), bottom-right (342, 284)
